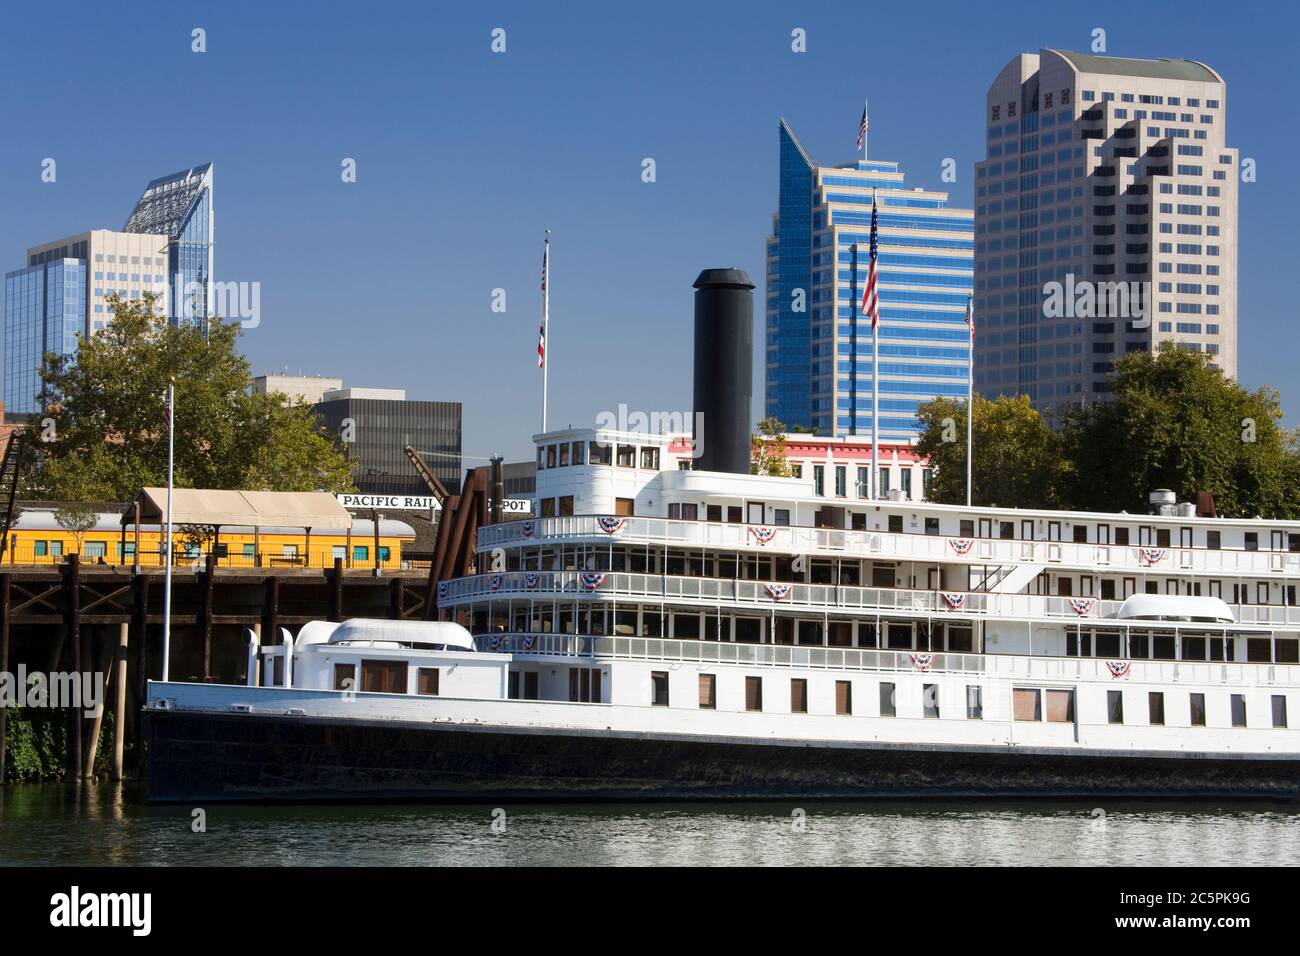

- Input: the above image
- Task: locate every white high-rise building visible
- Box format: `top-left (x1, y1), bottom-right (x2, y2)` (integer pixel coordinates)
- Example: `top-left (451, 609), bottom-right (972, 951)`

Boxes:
top-left (975, 50), bottom-right (1238, 410)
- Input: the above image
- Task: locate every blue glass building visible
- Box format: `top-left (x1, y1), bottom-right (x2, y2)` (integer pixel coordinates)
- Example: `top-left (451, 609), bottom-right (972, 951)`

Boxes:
top-left (3, 260), bottom-right (86, 415)
top-left (124, 163), bottom-right (215, 327)
top-left (766, 120), bottom-right (974, 440)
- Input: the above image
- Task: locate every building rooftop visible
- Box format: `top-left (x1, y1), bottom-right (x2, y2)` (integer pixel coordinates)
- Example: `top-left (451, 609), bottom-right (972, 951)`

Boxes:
top-left (1052, 50), bottom-right (1220, 83)
top-left (123, 163), bottom-right (214, 238)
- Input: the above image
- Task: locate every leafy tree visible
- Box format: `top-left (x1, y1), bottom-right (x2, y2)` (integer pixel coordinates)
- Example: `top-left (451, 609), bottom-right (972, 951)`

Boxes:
top-left (915, 394), bottom-right (1063, 508)
top-left (21, 293), bottom-right (353, 501)
top-left (54, 505), bottom-right (98, 553)
top-left (751, 417), bottom-right (794, 477)
top-left (1060, 345), bottom-right (1300, 517)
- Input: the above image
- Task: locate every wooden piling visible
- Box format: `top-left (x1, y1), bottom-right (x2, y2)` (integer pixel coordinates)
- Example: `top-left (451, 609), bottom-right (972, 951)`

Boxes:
top-left (202, 553), bottom-right (216, 680)
top-left (331, 557), bottom-right (344, 622)
top-left (83, 628), bottom-right (115, 778)
top-left (111, 622), bottom-right (129, 781)
top-left (63, 555), bottom-right (81, 779)
top-left (0, 573), bottom-right (10, 784)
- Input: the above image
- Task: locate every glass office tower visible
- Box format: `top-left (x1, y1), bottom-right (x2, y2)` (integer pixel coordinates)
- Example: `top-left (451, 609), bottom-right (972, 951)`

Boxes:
top-left (124, 163), bottom-right (215, 327)
top-left (766, 120), bottom-right (974, 439)
top-left (3, 260), bottom-right (86, 415)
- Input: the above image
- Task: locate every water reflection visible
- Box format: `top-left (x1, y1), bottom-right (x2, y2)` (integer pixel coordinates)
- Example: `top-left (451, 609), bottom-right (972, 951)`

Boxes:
top-left (0, 786), bottom-right (1296, 866)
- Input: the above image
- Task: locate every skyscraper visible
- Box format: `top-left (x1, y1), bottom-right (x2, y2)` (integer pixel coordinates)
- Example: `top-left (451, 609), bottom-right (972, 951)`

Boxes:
top-left (4, 230), bottom-right (167, 415)
top-left (3, 163), bottom-right (213, 416)
top-left (974, 50), bottom-right (1237, 409)
top-left (124, 163), bottom-right (215, 327)
top-left (766, 120), bottom-right (974, 440)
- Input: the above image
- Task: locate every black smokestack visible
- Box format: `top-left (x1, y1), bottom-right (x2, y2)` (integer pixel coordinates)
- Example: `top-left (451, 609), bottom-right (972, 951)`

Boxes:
top-left (692, 268), bottom-right (753, 474)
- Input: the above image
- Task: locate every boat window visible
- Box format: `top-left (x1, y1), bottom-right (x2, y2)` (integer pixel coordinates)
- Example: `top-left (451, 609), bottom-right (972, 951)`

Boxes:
top-left (616, 445), bottom-right (635, 467)
top-left (571, 441), bottom-right (585, 465)
top-left (547, 445), bottom-right (557, 468)
top-left (1190, 693), bottom-right (1206, 726)
top-left (924, 517), bottom-right (939, 536)
top-left (1230, 694), bottom-right (1247, 727)
top-left (879, 682), bottom-right (896, 717)
top-left (887, 514), bottom-right (903, 534)
top-left (1156, 528), bottom-right (1171, 547)
top-left (360, 660), bottom-right (408, 695)
top-left (1107, 690), bottom-right (1124, 724)
top-left (333, 663), bottom-right (355, 692)
top-left (1072, 524), bottom-right (1087, 543)
top-left (651, 671), bottom-right (669, 707)
top-left (589, 441), bottom-right (612, 466)
top-left (923, 684), bottom-right (939, 718)
top-left (728, 506), bottom-right (743, 523)
top-left (640, 447), bottom-right (660, 470)
top-left (959, 519), bottom-right (974, 537)
top-left (417, 668), bottom-right (440, 696)
top-left (1012, 688), bottom-right (1041, 721)
top-left (698, 674), bottom-right (716, 709)
top-left (558, 496), bottom-right (574, 517)
top-left (1244, 532), bottom-right (1258, 551)
top-left (999, 522), bottom-right (1014, 540)
top-left (1148, 692), bottom-right (1165, 725)
top-left (774, 508), bottom-right (790, 526)
top-left (1273, 696), bottom-right (1289, 729)
top-left (558, 443), bottom-right (570, 467)
top-left (836, 681), bottom-right (853, 716)
top-left (1046, 689), bottom-right (1075, 722)
top-left (790, 679), bottom-right (808, 714)
top-left (745, 676), bottom-right (763, 712)
top-left (966, 686), bottom-right (982, 719)
top-left (1114, 527), bottom-right (1130, 546)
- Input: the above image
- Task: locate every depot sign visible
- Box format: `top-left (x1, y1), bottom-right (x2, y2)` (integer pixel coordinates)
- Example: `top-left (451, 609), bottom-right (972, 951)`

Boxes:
top-left (337, 494), bottom-right (532, 513)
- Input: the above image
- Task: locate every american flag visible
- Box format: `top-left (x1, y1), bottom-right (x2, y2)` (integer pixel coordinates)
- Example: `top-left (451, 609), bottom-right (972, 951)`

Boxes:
top-left (964, 295), bottom-right (974, 340)
top-left (860, 197), bottom-right (880, 329)
top-left (537, 240), bottom-right (548, 368)
top-left (856, 107), bottom-right (868, 151)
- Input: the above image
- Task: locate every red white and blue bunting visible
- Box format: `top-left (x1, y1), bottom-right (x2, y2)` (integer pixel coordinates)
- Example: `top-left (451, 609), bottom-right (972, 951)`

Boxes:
top-left (940, 591), bottom-right (966, 610)
top-left (948, 537), bottom-right (974, 556)
top-left (749, 526), bottom-right (778, 545)
top-left (764, 583), bottom-right (793, 601)
top-left (1106, 660), bottom-right (1131, 679)
top-left (1138, 547), bottom-right (1166, 566)
top-left (597, 516), bottom-right (626, 535)
top-left (437, 582), bottom-right (449, 600)
top-left (489, 573), bottom-right (504, 591)
top-left (524, 572), bottom-right (540, 590)
top-left (580, 572), bottom-right (607, 590)
top-left (488, 634), bottom-right (502, 651)
top-left (910, 653), bottom-right (936, 672)
top-left (1068, 597), bottom-right (1095, 616)
top-left (520, 520), bottom-right (536, 538)
top-left (521, 634), bottom-right (537, 651)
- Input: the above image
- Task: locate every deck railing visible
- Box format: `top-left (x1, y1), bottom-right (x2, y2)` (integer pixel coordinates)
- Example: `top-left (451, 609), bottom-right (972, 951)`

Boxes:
top-left (477, 515), bottom-right (1300, 579)
top-left (472, 632), bottom-right (1300, 686)
top-left (440, 569), bottom-right (1297, 629)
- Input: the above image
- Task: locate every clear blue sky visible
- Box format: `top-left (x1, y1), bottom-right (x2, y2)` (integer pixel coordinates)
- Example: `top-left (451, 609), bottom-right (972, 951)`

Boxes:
top-left (2, 0), bottom-right (1297, 464)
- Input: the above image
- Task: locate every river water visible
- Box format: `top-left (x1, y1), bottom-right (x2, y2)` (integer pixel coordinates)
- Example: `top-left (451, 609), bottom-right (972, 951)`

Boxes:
top-left (0, 783), bottom-right (1296, 866)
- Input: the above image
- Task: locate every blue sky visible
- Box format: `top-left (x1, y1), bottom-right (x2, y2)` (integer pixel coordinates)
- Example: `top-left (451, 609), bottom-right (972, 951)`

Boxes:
top-left (2, 0), bottom-right (1297, 464)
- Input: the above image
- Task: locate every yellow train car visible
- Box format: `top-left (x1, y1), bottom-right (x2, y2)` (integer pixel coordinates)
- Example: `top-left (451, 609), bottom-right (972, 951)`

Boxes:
top-left (3, 506), bottom-right (416, 570)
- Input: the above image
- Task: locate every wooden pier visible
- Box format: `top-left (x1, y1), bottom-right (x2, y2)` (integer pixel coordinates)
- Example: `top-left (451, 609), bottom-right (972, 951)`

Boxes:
top-left (0, 554), bottom-right (429, 784)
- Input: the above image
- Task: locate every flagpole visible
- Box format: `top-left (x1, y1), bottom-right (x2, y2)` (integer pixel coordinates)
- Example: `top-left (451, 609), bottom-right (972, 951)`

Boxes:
top-left (965, 295), bottom-right (974, 509)
top-left (863, 97), bottom-right (869, 163)
top-left (161, 381), bottom-right (175, 682)
top-left (541, 230), bottom-right (550, 434)
top-left (870, 187), bottom-right (879, 501)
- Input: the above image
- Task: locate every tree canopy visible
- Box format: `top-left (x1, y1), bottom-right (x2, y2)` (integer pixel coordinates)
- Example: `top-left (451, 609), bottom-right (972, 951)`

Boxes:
top-left (915, 345), bottom-right (1300, 518)
top-left (20, 293), bottom-right (353, 502)
top-left (751, 417), bottom-right (795, 477)
top-left (914, 393), bottom-right (1063, 508)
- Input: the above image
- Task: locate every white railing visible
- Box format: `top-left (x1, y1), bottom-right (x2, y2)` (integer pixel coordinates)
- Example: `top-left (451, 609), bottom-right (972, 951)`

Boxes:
top-left (479, 515), bottom-right (1300, 578)
top-left (472, 633), bottom-right (1300, 687)
top-left (440, 569), bottom-right (1298, 629)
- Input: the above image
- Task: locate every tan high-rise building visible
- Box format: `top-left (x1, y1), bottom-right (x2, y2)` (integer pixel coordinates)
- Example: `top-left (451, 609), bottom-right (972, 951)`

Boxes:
top-left (975, 50), bottom-right (1238, 410)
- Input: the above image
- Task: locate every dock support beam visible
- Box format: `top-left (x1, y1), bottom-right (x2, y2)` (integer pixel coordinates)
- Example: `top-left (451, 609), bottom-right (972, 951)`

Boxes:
top-left (331, 557), bottom-right (344, 622)
top-left (111, 622), bottom-right (129, 781)
top-left (202, 553), bottom-right (216, 681)
top-left (0, 573), bottom-right (9, 783)
top-left (63, 555), bottom-right (81, 779)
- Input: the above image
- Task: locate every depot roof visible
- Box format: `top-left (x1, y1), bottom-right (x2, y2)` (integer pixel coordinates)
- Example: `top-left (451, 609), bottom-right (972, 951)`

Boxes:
top-left (123, 488), bottom-right (353, 529)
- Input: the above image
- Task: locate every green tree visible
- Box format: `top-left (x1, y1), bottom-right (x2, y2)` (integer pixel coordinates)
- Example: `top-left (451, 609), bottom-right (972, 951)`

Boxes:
top-left (22, 293), bottom-right (353, 501)
top-left (751, 417), bottom-right (794, 477)
top-left (1060, 344), bottom-right (1300, 517)
top-left (915, 394), bottom-right (1063, 508)
top-left (54, 504), bottom-right (98, 553)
